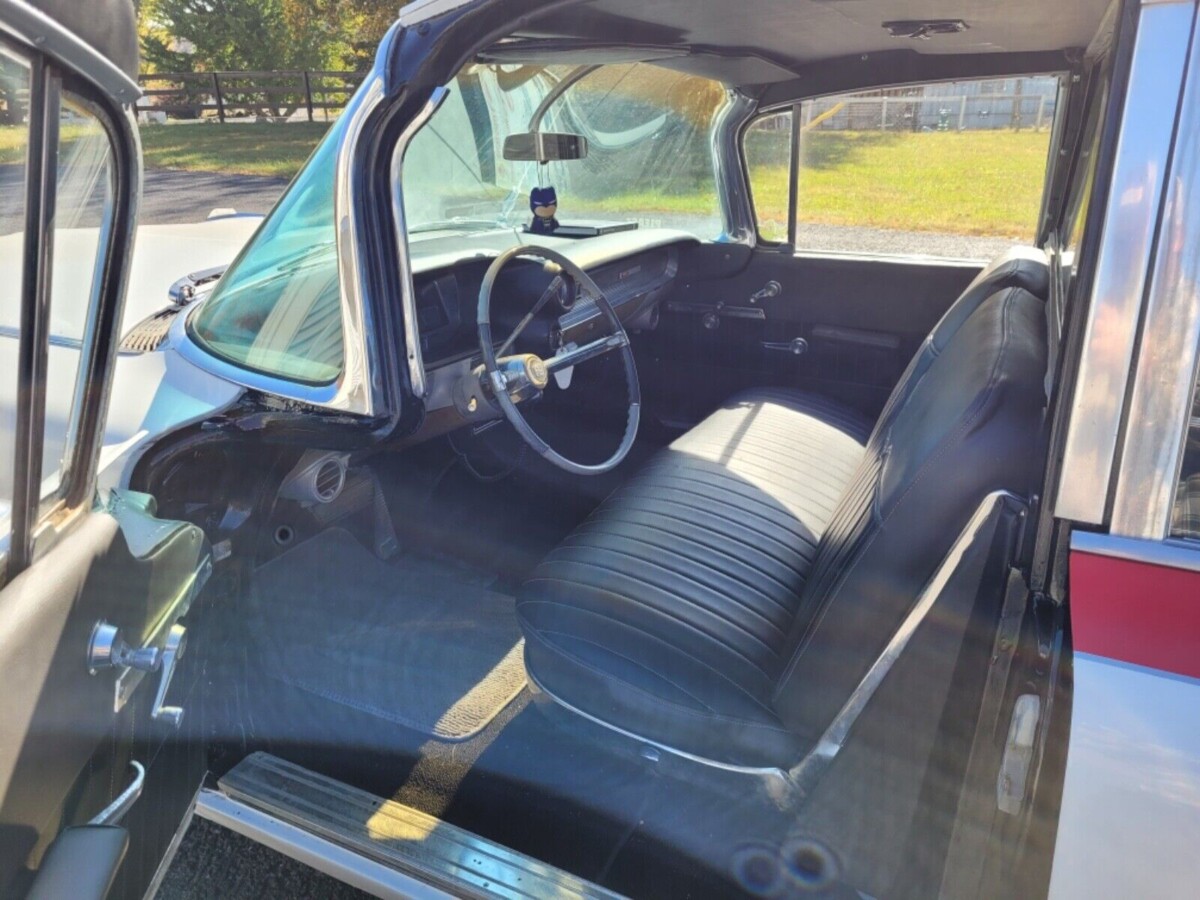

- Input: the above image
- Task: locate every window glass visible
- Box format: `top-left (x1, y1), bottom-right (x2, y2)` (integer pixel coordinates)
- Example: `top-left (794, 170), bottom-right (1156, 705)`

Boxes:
top-left (401, 63), bottom-right (726, 246)
top-left (42, 96), bottom-right (115, 506)
top-left (189, 114), bottom-right (346, 385)
top-left (1171, 367), bottom-right (1200, 541)
top-left (744, 110), bottom-right (792, 243)
top-left (778, 77), bottom-right (1059, 260)
top-left (0, 45), bottom-right (30, 537)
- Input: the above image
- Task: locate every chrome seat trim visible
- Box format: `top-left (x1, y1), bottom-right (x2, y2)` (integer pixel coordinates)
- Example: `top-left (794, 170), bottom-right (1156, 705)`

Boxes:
top-left (787, 490), bottom-right (1024, 798)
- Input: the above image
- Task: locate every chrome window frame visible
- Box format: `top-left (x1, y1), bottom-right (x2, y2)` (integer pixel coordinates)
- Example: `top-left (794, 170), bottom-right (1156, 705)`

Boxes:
top-left (1109, 1), bottom-right (1200, 540)
top-left (1054, 0), bottom-right (1196, 527)
top-left (0, 9), bottom-right (142, 581)
top-left (175, 71), bottom-right (388, 417)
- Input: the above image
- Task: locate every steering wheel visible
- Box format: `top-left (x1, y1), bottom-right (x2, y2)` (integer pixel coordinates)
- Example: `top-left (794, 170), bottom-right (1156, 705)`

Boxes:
top-left (477, 244), bottom-right (640, 475)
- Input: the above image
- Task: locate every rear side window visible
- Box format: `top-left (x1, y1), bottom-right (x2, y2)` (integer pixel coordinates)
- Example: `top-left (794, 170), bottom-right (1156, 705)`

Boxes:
top-left (1171, 369), bottom-right (1200, 541)
top-left (744, 77), bottom-right (1061, 260)
top-left (189, 117), bottom-right (345, 385)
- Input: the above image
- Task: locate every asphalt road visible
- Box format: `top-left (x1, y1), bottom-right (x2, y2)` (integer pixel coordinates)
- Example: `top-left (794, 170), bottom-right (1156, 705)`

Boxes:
top-left (142, 168), bottom-right (289, 224)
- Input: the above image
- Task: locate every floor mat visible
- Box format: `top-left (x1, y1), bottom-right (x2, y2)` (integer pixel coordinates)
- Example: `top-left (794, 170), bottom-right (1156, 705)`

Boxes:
top-left (251, 528), bottom-right (526, 741)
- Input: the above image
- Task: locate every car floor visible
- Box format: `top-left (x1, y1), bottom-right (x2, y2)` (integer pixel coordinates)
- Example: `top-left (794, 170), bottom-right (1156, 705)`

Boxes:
top-left (188, 411), bottom-right (930, 898)
top-left (193, 419), bottom-right (793, 897)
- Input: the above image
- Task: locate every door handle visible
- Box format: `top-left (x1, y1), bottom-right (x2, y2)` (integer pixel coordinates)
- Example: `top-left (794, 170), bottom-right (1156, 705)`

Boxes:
top-left (761, 337), bottom-right (808, 356)
top-left (88, 621), bottom-right (188, 727)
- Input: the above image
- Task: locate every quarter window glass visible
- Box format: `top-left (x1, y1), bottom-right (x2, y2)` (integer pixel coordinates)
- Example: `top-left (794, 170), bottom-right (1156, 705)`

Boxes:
top-left (1171, 368), bottom-right (1200, 541)
top-left (744, 111), bottom-right (792, 243)
top-left (0, 46), bottom-right (31, 536)
top-left (781, 77), bottom-right (1059, 260)
top-left (189, 115), bottom-right (345, 385)
top-left (42, 96), bottom-right (115, 506)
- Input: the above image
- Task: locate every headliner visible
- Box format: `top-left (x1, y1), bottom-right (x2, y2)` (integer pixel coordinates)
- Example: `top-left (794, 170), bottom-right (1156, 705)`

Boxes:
top-left (490, 0), bottom-right (1111, 88)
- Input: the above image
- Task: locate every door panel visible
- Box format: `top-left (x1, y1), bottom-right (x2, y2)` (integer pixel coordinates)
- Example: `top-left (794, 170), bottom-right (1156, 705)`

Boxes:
top-left (640, 245), bottom-right (981, 425)
top-left (0, 502), bottom-right (208, 897)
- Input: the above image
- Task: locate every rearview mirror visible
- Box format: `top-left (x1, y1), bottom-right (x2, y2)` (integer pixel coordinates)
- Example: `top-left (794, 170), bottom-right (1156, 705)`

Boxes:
top-left (503, 132), bottom-right (589, 162)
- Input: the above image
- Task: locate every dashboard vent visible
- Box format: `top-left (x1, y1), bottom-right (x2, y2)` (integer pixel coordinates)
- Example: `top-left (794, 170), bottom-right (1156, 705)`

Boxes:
top-left (314, 458), bottom-right (346, 503)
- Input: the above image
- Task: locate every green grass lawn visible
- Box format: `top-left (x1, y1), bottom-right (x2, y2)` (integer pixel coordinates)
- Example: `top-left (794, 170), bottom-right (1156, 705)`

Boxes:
top-left (2, 122), bottom-right (1050, 238)
top-left (138, 121), bottom-right (331, 179)
top-left (751, 130), bottom-right (1052, 239)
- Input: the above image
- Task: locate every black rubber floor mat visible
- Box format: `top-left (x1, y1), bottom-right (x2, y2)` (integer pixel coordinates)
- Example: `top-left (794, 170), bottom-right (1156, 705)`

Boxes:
top-left (251, 528), bottom-right (525, 741)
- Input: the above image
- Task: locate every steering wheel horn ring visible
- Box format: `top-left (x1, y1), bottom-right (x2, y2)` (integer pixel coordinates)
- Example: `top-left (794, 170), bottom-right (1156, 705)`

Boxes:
top-left (477, 244), bottom-right (641, 475)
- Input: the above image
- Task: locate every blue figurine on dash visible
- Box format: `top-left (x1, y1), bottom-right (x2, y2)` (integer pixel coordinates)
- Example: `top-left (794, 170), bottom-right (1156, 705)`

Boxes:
top-left (529, 186), bottom-right (559, 235)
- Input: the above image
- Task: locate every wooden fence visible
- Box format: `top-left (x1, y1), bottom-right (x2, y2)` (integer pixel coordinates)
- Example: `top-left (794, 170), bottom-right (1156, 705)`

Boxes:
top-left (136, 70), bottom-right (367, 122)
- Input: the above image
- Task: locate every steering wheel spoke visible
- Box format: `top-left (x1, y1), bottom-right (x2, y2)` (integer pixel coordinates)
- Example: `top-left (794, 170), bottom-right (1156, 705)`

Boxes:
top-left (477, 245), bottom-right (641, 475)
top-left (546, 332), bottom-right (628, 374)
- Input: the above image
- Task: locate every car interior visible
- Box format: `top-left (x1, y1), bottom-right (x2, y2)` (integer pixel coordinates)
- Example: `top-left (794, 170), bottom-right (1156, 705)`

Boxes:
top-left (118, 0), bottom-right (1121, 896)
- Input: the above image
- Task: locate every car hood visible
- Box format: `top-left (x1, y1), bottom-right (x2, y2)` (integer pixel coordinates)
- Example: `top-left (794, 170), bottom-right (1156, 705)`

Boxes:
top-left (121, 216), bottom-right (263, 331)
top-left (0, 215), bottom-right (263, 338)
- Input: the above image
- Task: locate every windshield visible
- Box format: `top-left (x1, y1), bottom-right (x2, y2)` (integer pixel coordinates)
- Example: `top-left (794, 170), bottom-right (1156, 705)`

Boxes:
top-left (400, 63), bottom-right (728, 244)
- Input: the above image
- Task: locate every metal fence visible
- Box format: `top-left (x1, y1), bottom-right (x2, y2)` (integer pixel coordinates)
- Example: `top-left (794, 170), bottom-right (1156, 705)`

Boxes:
top-left (136, 70), bottom-right (367, 122)
top-left (804, 92), bottom-right (1057, 132)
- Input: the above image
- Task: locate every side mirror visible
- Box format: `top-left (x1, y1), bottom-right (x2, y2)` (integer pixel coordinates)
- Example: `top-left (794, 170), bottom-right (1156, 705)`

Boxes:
top-left (503, 132), bottom-right (589, 162)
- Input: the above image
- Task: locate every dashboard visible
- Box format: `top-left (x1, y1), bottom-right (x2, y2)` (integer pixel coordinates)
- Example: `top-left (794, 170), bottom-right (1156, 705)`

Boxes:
top-left (407, 228), bottom-right (696, 435)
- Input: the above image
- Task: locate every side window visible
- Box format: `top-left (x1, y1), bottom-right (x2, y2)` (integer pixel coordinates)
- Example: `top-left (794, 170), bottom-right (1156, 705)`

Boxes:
top-left (42, 96), bottom-right (116, 508)
top-left (189, 116), bottom-right (345, 385)
top-left (744, 110), bottom-right (792, 243)
top-left (1171, 368), bottom-right (1200, 541)
top-left (0, 45), bottom-right (31, 536)
top-left (746, 77), bottom-right (1061, 260)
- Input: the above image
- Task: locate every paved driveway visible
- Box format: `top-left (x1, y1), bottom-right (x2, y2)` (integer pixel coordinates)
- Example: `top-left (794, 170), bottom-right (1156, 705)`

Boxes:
top-left (142, 168), bottom-right (289, 224)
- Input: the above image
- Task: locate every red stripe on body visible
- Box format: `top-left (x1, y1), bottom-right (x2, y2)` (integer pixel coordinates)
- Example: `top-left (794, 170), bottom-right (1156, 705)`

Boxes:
top-left (1070, 550), bottom-right (1200, 679)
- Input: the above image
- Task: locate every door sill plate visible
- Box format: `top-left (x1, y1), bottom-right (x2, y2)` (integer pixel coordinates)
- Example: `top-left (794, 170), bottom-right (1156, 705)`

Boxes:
top-left (195, 752), bottom-right (623, 899)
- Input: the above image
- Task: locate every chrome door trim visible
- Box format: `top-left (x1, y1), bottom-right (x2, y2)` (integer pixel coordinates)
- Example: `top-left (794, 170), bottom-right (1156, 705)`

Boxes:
top-left (194, 789), bottom-right (455, 900)
top-left (0, 0), bottom-right (140, 105)
top-left (1055, 0), bottom-right (1195, 525)
top-left (389, 86), bottom-right (450, 400)
top-left (1110, 13), bottom-right (1200, 538)
top-left (1072, 530), bottom-right (1200, 574)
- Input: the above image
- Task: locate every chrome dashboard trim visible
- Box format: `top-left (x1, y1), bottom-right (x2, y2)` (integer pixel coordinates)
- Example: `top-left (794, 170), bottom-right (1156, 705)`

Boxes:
top-left (1110, 4), bottom-right (1200, 539)
top-left (389, 85), bottom-right (450, 400)
top-left (1071, 530), bottom-right (1200, 574)
top-left (1054, 0), bottom-right (1194, 526)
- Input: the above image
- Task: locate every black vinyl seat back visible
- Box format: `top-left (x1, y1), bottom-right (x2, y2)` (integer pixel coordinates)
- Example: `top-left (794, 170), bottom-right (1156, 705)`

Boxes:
top-left (772, 258), bottom-right (1050, 738)
top-left (516, 247), bottom-right (1051, 769)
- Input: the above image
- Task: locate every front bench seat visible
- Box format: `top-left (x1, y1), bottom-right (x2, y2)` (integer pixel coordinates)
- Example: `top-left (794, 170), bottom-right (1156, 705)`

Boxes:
top-left (517, 248), bottom-right (1050, 769)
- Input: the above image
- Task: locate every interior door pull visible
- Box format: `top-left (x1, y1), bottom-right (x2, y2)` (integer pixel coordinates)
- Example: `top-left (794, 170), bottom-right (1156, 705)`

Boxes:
top-left (88, 761), bottom-right (145, 826)
top-left (762, 337), bottom-right (809, 356)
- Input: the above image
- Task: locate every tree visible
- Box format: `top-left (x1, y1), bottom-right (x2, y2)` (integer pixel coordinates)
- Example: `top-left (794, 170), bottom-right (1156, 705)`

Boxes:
top-left (140, 0), bottom-right (407, 74)
top-left (139, 0), bottom-right (408, 117)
